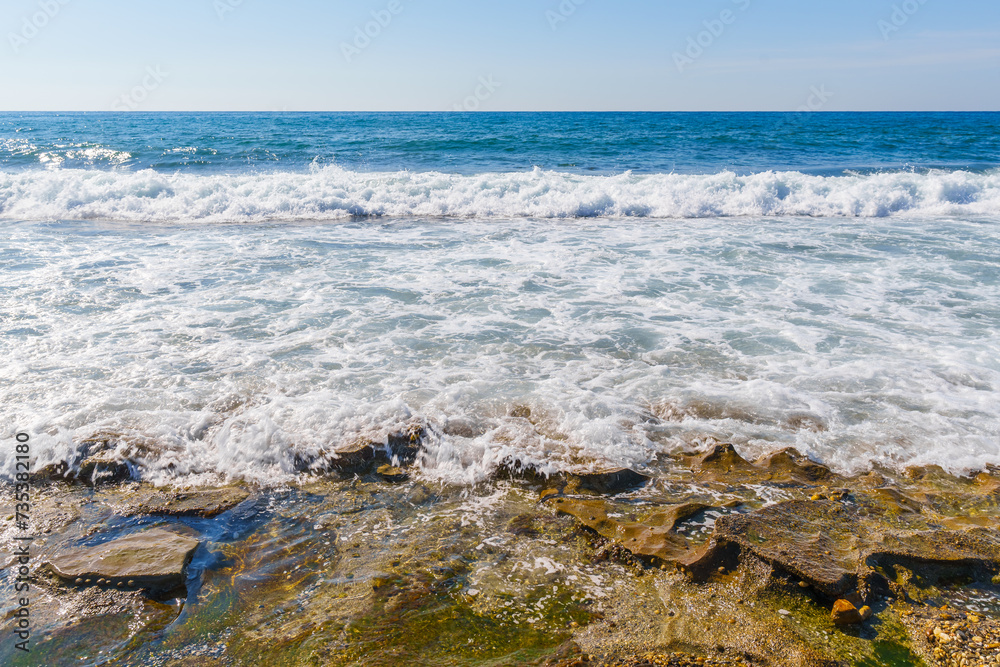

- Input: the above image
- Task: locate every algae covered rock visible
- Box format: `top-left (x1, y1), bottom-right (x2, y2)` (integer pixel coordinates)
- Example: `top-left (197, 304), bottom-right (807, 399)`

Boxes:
top-left (47, 527), bottom-right (200, 592)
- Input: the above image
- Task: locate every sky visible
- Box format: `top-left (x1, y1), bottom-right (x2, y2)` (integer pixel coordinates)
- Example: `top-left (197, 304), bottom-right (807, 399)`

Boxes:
top-left (0, 0), bottom-right (998, 111)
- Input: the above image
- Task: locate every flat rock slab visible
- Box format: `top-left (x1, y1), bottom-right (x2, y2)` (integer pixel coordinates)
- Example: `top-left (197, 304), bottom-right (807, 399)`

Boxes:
top-left (124, 487), bottom-right (250, 518)
top-left (47, 528), bottom-right (200, 592)
top-left (700, 499), bottom-right (1000, 599)
top-left (552, 497), bottom-right (710, 563)
top-left (704, 500), bottom-right (861, 596)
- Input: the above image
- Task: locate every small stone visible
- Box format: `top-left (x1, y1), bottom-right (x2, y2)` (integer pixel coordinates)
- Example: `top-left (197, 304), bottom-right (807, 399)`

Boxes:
top-left (798, 581), bottom-right (810, 588)
top-left (778, 609), bottom-right (791, 616)
top-left (831, 599), bottom-right (864, 625)
top-left (968, 615), bottom-right (980, 624)
top-left (74, 578), bottom-right (82, 585)
top-left (858, 606), bottom-right (872, 621)
top-left (128, 580), bottom-right (135, 587)
top-left (717, 566), bottom-right (726, 573)
top-left (810, 494), bottom-right (822, 501)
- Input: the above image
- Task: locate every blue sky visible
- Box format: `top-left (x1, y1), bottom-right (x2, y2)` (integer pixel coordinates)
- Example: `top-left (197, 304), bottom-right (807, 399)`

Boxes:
top-left (1, 0), bottom-right (998, 111)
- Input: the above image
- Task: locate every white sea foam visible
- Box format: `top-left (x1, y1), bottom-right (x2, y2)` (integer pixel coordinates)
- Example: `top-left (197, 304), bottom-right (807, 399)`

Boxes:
top-left (1, 215), bottom-right (998, 486)
top-left (1, 166), bottom-right (1000, 222)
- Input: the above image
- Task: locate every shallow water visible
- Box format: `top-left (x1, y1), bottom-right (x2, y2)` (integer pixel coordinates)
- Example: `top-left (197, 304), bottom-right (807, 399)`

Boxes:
top-left (3, 214), bottom-right (998, 484)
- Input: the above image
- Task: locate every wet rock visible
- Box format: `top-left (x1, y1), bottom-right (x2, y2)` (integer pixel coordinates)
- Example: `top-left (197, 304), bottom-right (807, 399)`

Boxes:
top-left (552, 497), bottom-right (712, 564)
top-left (100, 486), bottom-right (250, 518)
top-left (441, 417), bottom-right (486, 439)
top-left (695, 443), bottom-right (756, 472)
top-left (688, 499), bottom-right (1000, 601)
top-left (47, 528), bottom-right (200, 592)
top-left (494, 458), bottom-right (564, 487)
top-left (377, 465), bottom-right (409, 483)
top-left (565, 468), bottom-right (651, 495)
top-left (785, 412), bottom-right (827, 432)
top-left (509, 404), bottom-right (533, 419)
top-left (38, 453), bottom-right (133, 486)
top-left (831, 599), bottom-right (864, 625)
top-left (754, 448), bottom-right (835, 484)
top-left (295, 422), bottom-right (426, 474)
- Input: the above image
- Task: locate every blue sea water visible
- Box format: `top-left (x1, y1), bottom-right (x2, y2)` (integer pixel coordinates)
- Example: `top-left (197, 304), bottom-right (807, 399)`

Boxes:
top-left (1, 113), bottom-right (998, 484)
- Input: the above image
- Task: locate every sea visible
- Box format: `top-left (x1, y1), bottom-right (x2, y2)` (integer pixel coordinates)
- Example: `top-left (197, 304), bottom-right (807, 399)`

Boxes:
top-left (2, 111), bottom-right (999, 486)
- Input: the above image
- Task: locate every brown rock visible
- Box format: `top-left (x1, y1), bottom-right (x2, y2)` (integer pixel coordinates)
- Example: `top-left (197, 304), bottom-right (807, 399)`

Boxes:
top-left (103, 486), bottom-right (250, 518)
top-left (754, 448), bottom-right (835, 484)
top-left (831, 599), bottom-right (864, 625)
top-left (552, 497), bottom-right (712, 564)
top-left (376, 464), bottom-right (409, 483)
top-left (681, 498), bottom-right (1000, 602)
top-left (294, 422), bottom-right (425, 474)
top-left (565, 468), bottom-right (651, 494)
top-left (47, 528), bottom-right (200, 592)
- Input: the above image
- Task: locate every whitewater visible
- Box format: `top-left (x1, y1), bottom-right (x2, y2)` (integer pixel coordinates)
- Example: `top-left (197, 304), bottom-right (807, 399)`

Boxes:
top-left (2, 212), bottom-right (999, 486)
top-left (2, 166), bottom-right (1000, 221)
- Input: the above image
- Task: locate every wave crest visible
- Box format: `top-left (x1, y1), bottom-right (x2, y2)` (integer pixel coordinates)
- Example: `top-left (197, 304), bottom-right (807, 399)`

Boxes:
top-left (2, 167), bottom-right (999, 222)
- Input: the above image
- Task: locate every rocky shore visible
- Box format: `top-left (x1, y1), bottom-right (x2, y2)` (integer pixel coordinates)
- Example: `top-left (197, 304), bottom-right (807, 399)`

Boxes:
top-left (2, 427), bottom-right (999, 666)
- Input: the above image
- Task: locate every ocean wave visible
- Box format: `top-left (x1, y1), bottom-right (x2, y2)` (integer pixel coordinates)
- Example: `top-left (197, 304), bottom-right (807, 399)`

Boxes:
top-left (1, 166), bottom-right (1000, 222)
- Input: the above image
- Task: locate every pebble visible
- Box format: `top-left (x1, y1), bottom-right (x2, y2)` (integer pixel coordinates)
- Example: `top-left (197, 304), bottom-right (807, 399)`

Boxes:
top-left (905, 607), bottom-right (1000, 667)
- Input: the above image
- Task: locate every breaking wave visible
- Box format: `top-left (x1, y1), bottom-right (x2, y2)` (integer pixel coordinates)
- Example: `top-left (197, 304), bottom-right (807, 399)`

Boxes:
top-left (2, 166), bottom-right (1000, 222)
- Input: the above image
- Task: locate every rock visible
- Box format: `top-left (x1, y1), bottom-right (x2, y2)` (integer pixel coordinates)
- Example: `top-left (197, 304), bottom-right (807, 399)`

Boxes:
top-left (39, 453), bottom-right (133, 486)
top-left (376, 465), bottom-right (409, 483)
top-left (565, 468), bottom-right (651, 495)
top-left (539, 488), bottom-right (561, 501)
top-left (685, 499), bottom-right (1000, 600)
top-left (694, 443), bottom-right (757, 474)
top-left (552, 497), bottom-right (713, 564)
top-left (509, 405), bottom-right (533, 419)
top-left (754, 448), bottom-right (835, 484)
top-left (690, 500), bottom-right (859, 596)
top-left (294, 422), bottom-right (425, 474)
top-left (831, 599), bottom-right (864, 625)
top-left (47, 528), bottom-right (200, 592)
top-left (101, 486), bottom-right (250, 518)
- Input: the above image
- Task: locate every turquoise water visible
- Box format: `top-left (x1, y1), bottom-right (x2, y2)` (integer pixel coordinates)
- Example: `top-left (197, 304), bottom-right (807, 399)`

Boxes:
top-left (1, 113), bottom-right (998, 484)
top-left (3, 112), bottom-right (1000, 175)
